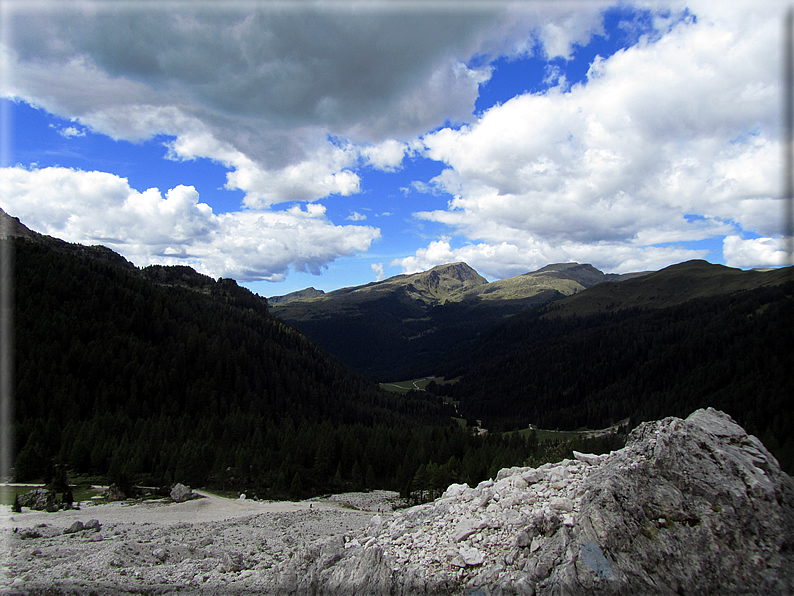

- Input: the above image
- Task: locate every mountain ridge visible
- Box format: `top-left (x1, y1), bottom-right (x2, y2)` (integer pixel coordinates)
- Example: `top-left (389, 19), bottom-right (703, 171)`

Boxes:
top-left (1, 207), bottom-right (269, 310)
top-left (1, 207), bottom-right (137, 270)
top-left (543, 259), bottom-right (792, 318)
top-left (269, 261), bottom-right (645, 311)
top-left (269, 260), bottom-right (650, 380)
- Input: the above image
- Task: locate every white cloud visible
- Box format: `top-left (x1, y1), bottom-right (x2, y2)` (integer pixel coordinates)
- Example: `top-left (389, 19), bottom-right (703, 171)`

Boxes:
top-left (0, 166), bottom-right (379, 281)
top-left (391, 237), bottom-right (707, 279)
top-left (49, 124), bottom-right (85, 138)
top-left (347, 211), bottom-right (366, 221)
top-left (0, 2), bottom-right (611, 210)
top-left (2, 5), bottom-right (513, 207)
top-left (3, 1), bottom-right (788, 283)
top-left (723, 235), bottom-right (789, 269)
top-left (371, 262), bottom-right (385, 281)
top-left (406, 2), bottom-right (784, 275)
top-left (360, 139), bottom-right (408, 172)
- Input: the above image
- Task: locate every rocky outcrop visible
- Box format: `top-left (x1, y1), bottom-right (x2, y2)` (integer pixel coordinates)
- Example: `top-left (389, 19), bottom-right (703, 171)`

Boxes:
top-left (280, 408), bottom-right (794, 595)
top-left (17, 489), bottom-right (57, 512)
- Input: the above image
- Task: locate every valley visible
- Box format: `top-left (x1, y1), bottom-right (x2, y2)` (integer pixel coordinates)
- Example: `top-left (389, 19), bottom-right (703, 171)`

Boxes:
top-left (2, 209), bottom-right (793, 594)
top-left (270, 255), bottom-right (793, 474)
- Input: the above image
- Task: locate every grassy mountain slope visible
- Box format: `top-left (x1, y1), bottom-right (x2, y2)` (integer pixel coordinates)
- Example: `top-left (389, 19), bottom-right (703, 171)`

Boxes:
top-left (543, 260), bottom-right (790, 318)
top-left (468, 263), bottom-right (647, 303)
top-left (270, 261), bottom-right (643, 380)
top-left (273, 262), bottom-right (488, 320)
top-left (267, 287), bottom-right (326, 306)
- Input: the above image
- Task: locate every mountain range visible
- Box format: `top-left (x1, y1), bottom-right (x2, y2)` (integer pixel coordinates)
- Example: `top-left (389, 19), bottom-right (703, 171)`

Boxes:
top-left (268, 242), bottom-right (792, 474)
top-left (269, 258), bottom-right (789, 382)
top-left (4, 206), bottom-right (793, 487)
top-left (270, 261), bottom-right (646, 310)
top-left (6, 207), bottom-right (526, 498)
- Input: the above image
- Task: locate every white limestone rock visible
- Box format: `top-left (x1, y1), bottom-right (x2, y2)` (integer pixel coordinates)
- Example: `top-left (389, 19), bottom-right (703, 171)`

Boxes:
top-left (170, 483), bottom-right (195, 503)
top-left (282, 409), bottom-right (794, 595)
top-left (457, 545), bottom-right (485, 567)
top-left (573, 450), bottom-right (604, 465)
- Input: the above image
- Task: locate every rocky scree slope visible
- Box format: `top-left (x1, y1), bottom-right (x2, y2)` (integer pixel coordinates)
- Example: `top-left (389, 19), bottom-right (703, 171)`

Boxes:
top-left (278, 408), bottom-right (794, 595)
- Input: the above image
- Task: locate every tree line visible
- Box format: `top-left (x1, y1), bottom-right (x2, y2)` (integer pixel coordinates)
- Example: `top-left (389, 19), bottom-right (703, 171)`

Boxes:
top-left (13, 237), bottom-right (608, 498)
top-left (437, 281), bottom-right (794, 473)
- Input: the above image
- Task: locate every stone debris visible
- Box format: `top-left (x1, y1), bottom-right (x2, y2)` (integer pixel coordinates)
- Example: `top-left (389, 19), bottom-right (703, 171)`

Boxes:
top-left (281, 408), bottom-right (794, 595)
top-left (3, 499), bottom-right (379, 594)
top-left (3, 409), bottom-right (793, 595)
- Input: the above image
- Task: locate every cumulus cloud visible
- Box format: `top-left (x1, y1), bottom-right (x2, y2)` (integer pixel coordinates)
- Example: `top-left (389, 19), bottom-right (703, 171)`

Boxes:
top-left (400, 2), bottom-right (784, 275)
top-left (2, 1), bottom-right (786, 283)
top-left (1, 2), bottom-right (612, 208)
top-left (49, 124), bottom-right (85, 138)
top-left (723, 235), bottom-right (789, 269)
top-left (0, 166), bottom-right (379, 281)
top-left (2, 5), bottom-right (513, 207)
top-left (391, 238), bottom-right (707, 280)
top-left (371, 262), bottom-right (385, 281)
top-left (360, 139), bottom-right (409, 172)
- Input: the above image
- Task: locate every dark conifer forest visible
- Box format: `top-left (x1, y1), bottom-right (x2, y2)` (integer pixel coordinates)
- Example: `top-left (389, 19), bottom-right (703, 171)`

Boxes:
top-left (439, 281), bottom-right (794, 473)
top-left (12, 237), bottom-right (583, 499)
top-left (10, 231), bottom-right (792, 498)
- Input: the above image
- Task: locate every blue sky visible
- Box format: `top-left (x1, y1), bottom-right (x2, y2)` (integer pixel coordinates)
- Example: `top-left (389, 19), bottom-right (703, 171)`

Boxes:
top-left (0, 1), bottom-right (788, 297)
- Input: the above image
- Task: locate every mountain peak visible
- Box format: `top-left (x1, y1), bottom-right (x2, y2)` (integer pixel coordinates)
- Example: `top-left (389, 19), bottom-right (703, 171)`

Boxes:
top-left (530, 262), bottom-right (607, 288)
top-left (406, 262), bottom-right (487, 297)
top-left (422, 262), bottom-right (487, 284)
top-left (269, 287), bottom-right (326, 305)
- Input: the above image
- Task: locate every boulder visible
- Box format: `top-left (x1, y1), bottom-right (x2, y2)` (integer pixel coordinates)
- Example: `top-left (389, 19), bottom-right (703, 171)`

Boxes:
top-left (573, 450), bottom-right (604, 465)
top-left (280, 408), bottom-right (794, 595)
top-left (63, 521), bottom-right (84, 535)
top-left (221, 551), bottom-right (245, 572)
top-left (170, 483), bottom-right (194, 503)
top-left (453, 518), bottom-right (484, 542)
top-left (17, 489), bottom-right (57, 511)
top-left (84, 519), bottom-right (101, 532)
top-left (104, 484), bottom-right (126, 501)
top-left (458, 545), bottom-right (485, 566)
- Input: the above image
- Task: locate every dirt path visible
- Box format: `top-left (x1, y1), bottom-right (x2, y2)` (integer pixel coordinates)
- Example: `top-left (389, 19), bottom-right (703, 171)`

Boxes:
top-left (1, 490), bottom-right (349, 530)
top-left (0, 490), bottom-right (402, 594)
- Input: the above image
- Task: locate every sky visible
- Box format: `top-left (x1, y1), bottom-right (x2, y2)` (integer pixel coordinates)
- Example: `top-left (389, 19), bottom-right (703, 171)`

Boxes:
top-left (0, 0), bottom-right (790, 297)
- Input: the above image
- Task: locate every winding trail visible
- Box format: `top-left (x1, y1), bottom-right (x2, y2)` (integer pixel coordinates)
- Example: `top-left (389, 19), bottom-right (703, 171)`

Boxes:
top-left (1, 491), bottom-right (358, 531)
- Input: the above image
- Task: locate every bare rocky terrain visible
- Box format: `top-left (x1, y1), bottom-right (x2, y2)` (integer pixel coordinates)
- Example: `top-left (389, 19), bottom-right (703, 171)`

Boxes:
top-left (0, 490), bottom-right (400, 595)
top-left (3, 408), bottom-right (793, 595)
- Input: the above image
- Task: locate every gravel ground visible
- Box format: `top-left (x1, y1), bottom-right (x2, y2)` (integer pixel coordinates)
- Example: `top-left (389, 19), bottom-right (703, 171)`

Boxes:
top-left (0, 490), bottom-right (403, 594)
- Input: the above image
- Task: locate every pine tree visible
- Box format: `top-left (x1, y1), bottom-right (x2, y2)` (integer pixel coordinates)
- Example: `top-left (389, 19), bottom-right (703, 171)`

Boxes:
top-left (365, 464), bottom-right (376, 490)
top-left (290, 471), bottom-right (303, 499)
top-left (351, 460), bottom-right (364, 492)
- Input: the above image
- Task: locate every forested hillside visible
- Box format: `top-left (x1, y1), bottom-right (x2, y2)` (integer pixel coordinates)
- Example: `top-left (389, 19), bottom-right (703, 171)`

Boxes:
top-left (10, 237), bottom-right (552, 498)
top-left (439, 279), bottom-right (794, 472)
top-left (270, 262), bottom-right (623, 381)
